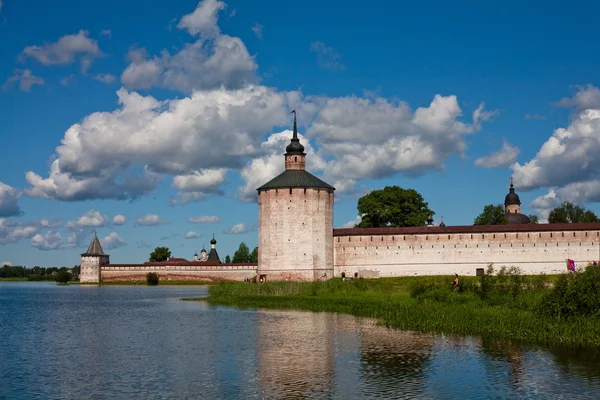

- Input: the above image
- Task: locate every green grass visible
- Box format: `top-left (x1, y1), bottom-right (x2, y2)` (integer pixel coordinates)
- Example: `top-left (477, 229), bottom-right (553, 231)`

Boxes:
top-left (204, 275), bottom-right (600, 349)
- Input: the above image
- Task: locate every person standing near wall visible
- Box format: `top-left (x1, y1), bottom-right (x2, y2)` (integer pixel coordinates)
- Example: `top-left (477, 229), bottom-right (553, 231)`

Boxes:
top-left (452, 274), bottom-right (459, 293)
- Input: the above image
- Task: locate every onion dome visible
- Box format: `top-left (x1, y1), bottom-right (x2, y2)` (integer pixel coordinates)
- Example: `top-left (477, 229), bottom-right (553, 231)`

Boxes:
top-left (505, 179), bottom-right (521, 206)
top-left (210, 234), bottom-right (217, 245)
top-left (285, 110), bottom-right (305, 154)
top-left (426, 215), bottom-right (434, 225)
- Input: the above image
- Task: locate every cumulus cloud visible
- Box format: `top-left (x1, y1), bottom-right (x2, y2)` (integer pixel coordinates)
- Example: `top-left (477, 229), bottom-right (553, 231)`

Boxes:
top-left (2, 69), bottom-right (45, 92)
top-left (0, 182), bottom-right (22, 217)
top-left (309, 41), bottom-right (345, 71)
top-left (170, 168), bottom-right (227, 205)
top-left (30, 231), bottom-right (66, 250)
top-left (223, 223), bottom-right (249, 234)
top-left (112, 214), bottom-right (126, 225)
top-left (20, 30), bottom-right (103, 73)
top-left (513, 85), bottom-right (600, 212)
top-left (189, 215), bottom-right (220, 223)
top-left (121, 0), bottom-right (256, 92)
top-left (184, 231), bottom-right (201, 239)
top-left (101, 232), bottom-right (126, 250)
top-left (61, 74), bottom-right (75, 86)
top-left (25, 86), bottom-right (287, 201)
top-left (251, 23), bottom-right (264, 39)
top-left (474, 141), bottom-right (520, 168)
top-left (342, 215), bottom-right (363, 228)
top-left (135, 214), bottom-right (168, 226)
top-left (93, 73), bottom-right (116, 84)
top-left (0, 218), bottom-right (67, 245)
top-left (66, 210), bottom-right (108, 229)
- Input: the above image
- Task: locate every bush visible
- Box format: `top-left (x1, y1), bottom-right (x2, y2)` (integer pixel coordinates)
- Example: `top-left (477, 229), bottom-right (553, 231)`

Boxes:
top-left (56, 270), bottom-right (72, 283)
top-left (539, 266), bottom-right (600, 318)
top-left (146, 272), bottom-right (159, 286)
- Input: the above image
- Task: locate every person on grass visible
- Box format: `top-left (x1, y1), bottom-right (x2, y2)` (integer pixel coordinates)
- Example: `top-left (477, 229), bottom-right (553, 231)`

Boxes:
top-left (451, 274), bottom-right (459, 293)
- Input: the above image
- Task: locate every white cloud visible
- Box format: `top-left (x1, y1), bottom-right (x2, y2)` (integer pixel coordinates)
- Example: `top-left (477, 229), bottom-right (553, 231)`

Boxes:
top-left (342, 215), bottom-right (363, 228)
top-left (121, 0), bottom-right (257, 92)
top-left (2, 69), bottom-right (45, 92)
top-left (101, 232), bottom-right (126, 250)
top-left (189, 215), bottom-right (220, 223)
top-left (525, 113), bottom-right (546, 120)
top-left (25, 86), bottom-right (287, 201)
top-left (0, 182), bottom-right (22, 217)
top-left (135, 214), bottom-right (168, 226)
top-left (177, 0), bottom-right (226, 37)
top-left (251, 23), bottom-right (264, 39)
top-left (20, 30), bottom-right (103, 73)
top-left (100, 29), bottom-right (112, 38)
top-left (10, 225), bottom-right (38, 239)
top-left (223, 223), bottom-right (249, 234)
top-left (474, 141), bottom-right (520, 168)
top-left (185, 231), bottom-right (201, 239)
top-left (514, 85), bottom-right (600, 210)
top-left (39, 218), bottom-right (62, 228)
top-left (309, 41), bottom-right (345, 71)
top-left (112, 214), bottom-right (126, 225)
top-left (170, 168), bottom-right (227, 205)
top-left (93, 74), bottom-right (116, 84)
top-left (30, 231), bottom-right (65, 250)
top-left (66, 210), bottom-right (108, 229)
top-left (61, 74), bottom-right (75, 86)
top-left (2, 261), bottom-right (12, 267)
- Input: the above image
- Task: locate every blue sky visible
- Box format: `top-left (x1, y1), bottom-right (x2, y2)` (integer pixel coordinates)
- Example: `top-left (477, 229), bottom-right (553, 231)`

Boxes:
top-left (2, 0), bottom-right (600, 267)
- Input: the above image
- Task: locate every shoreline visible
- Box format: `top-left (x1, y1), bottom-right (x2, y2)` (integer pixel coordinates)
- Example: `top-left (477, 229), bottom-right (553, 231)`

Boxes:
top-left (198, 275), bottom-right (600, 349)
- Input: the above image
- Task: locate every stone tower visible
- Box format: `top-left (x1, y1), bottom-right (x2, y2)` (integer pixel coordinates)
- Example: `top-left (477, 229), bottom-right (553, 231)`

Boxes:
top-left (80, 233), bottom-right (110, 283)
top-left (257, 111), bottom-right (335, 281)
top-left (504, 177), bottom-right (521, 214)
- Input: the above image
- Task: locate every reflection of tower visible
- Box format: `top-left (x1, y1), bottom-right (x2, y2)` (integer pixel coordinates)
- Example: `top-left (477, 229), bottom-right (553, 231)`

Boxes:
top-left (256, 310), bottom-right (335, 397)
top-left (80, 232), bottom-right (110, 283)
top-left (257, 111), bottom-right (335, 281)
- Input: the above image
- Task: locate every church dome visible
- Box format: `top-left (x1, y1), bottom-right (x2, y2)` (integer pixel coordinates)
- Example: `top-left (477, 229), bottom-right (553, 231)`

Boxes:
top-left (285, 110), bottom-right (305, 154)
top-left (210, 237), bottom-right (217, 245)
top-left (504, 183), bottom-right (521, 205)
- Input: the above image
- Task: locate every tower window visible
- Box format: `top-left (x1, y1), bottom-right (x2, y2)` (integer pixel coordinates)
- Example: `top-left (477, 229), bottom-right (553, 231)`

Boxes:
top-left (295, 156), bottom-right (297, 162)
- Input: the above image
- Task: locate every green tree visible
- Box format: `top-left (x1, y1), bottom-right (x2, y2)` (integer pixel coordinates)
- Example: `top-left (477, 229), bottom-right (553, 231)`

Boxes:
top-left (149, 247), bottom-right (171, 262)
top-left (56, 270), bottom-right (71, 283)
top-left (528, 214), bottom-right (539, 224)
top-left (356, 186), bottom-right (434, 228)
top-left (474, 204), bottom-right (508, 225)
top-left (233, 242), bottom-right (250, 263)
top-left (146, 272), bottom-right (159, 286)
top-left (249, 247), bottom-right (258, 263)
top-left (225, 255), bottom-right (231, 263)
top-left (548, 201), bottom-right (599, 224)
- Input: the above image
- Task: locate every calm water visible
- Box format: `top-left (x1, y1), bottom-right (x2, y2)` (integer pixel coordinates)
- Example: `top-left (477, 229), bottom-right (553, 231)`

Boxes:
top-left (1, 283), bottom-right (600, 399)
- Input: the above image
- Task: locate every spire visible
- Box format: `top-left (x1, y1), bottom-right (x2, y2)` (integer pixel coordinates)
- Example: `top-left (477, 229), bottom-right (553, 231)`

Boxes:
top-left (81, 232), bottom-right (107, 256)
top-left (285, 110), bottom-right (305, 154)
top-left (510, 176), bottom-right (515, 191)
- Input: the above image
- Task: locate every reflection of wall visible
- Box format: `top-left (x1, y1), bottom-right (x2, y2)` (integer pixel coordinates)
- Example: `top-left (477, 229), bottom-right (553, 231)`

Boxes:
top-left (256, 310), bottom-right (335, 398)
top-left (101, 264), bottom-right (256, 282)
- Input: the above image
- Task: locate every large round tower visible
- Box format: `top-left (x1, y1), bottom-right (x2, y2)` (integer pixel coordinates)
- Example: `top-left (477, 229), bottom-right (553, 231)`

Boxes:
top-left (257, 111), bottom-right (335, 281)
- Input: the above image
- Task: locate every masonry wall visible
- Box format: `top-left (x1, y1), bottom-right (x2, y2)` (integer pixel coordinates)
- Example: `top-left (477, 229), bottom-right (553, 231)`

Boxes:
top-left (258, 188), bottom-right (334, 281)
top-left (101, 263), bottom-right (257, 282)
top-left (80, 255), bottom-right (109, 283)
top-left (333, 225), bottom-right (600, 277)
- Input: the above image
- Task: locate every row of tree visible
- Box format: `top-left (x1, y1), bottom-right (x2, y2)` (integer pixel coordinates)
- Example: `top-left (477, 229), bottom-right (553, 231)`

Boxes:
top-left (148, 243), bottom-right (258, 264)
top-left (0, 265), bottom-right (80, 281)
top-left (353, 185), bottom-right (599, 227)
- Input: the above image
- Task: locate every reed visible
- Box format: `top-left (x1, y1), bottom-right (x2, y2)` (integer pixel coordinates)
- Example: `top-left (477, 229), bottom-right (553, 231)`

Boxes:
top-left (205, 271), bottom-right (600, 349)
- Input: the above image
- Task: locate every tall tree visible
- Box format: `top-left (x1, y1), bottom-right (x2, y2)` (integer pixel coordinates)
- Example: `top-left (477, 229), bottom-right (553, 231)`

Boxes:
top-left (225, 255), bottom-right (231, 263)
top-left (528, 214), bottom-right (539, 224)
top-left (474, 204), bottom-right (508, 225)
top-left (233, 243), bottom-right (250, 263)
top-left (356, 186), bottom-right (434, 228)
top-left (149, 247), bottom-right (171, 262)
top-left (548, 202), bottom-right (599, 223)
top-left (249, 247), bottom-right (258, 263)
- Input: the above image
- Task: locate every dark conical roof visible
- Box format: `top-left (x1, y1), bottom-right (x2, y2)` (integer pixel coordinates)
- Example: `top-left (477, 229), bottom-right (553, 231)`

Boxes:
top-left (285, 110), bottom-right (305, 154)
top-left (207, 248), bottom-right (220, 263)
top-left (81, 233), bottom-right (107, 256)
top-left (505, 180), bottom-right (521, 206)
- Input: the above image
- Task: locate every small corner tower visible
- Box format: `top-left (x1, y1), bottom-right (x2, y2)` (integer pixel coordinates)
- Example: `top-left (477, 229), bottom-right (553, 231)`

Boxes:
top-left (257, 110), bottom-right (335, 281)
top-left (504, 177), bottom-right (521, 214)
top-left (80, 232), bottom-right (109, 283)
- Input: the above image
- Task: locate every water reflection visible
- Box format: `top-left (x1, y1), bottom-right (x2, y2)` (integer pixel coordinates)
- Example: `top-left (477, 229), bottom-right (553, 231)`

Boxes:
top-left (1, 283), bottom-right (600, 399)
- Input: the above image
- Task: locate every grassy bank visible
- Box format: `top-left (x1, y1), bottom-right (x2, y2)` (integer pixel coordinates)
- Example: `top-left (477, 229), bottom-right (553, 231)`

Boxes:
top-left (204, 269), bottom-right (600, 349)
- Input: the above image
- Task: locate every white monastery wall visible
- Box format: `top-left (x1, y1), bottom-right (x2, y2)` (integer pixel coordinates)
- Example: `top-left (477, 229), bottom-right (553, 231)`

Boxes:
top-left (334, 227), bottom-right (600, 277)
top-left (80, 255), bottom-right (108, 283)
top-left (101, 264), bottom-right (257, 282)
top-left (258, 188), bottom-right (334, 281)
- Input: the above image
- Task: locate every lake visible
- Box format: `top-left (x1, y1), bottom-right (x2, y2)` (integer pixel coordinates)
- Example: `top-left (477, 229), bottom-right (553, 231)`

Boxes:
top-left (1, 282), bottom-right (599, 399)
